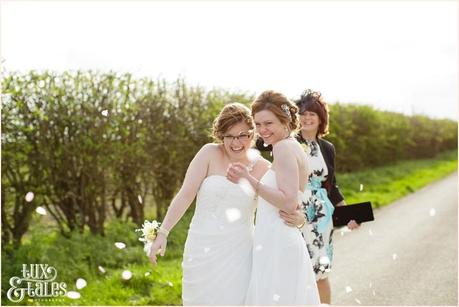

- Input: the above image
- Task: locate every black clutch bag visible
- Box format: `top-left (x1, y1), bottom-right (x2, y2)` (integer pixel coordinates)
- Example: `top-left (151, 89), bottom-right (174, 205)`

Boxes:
top-left (332, 201), bottom-right (374, 227)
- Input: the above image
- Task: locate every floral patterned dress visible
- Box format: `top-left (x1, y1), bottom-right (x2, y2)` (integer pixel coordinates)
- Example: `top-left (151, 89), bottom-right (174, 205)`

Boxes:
top-left (300, 139), bottom-right (335, 281)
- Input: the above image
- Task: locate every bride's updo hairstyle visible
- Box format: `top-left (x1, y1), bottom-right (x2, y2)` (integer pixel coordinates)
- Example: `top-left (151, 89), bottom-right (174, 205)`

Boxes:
top-left (251, 90), bottom-right (300, 132)
top-left (211, 103), bottom-right (255, 142)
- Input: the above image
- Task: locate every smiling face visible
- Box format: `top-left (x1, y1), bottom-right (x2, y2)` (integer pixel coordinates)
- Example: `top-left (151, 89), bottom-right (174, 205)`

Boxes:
top-left (222, 121), bottom-right (254, 160)
top-left (254, 109), bottom-right (289, 145)
top-left (299, 111), bottom-right (321, 136)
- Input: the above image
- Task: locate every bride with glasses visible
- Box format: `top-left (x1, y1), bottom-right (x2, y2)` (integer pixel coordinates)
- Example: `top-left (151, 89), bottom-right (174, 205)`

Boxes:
top-left (148, 102), bottom-right (305, 305)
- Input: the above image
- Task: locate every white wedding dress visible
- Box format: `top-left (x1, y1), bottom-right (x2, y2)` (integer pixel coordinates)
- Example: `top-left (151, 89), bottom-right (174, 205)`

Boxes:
top-left (182, 175), bottom-right (256, 305)
top-left (245, 169), bottom-right (321, 305)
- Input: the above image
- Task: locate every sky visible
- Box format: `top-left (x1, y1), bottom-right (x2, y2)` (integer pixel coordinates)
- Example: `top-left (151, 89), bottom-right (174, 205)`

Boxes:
top-left (1, 0), bottom-right (457, 120)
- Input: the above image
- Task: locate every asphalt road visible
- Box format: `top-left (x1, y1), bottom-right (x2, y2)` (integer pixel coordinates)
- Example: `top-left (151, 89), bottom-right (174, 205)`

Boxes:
top-left (330, 172), bottom-right (458, 306)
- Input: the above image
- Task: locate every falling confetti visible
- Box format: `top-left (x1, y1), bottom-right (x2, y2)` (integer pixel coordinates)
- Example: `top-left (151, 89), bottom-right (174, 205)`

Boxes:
top-left (137, 195), bottom-right (143, 204)
top-left (247, 148), bottom-right (261, 162)
top-left (145, 272), bottom-right (151, 276)
top-left (225, 208), bottom-right (242, 223)
top-left (359, 184), bottom-right (364, 192)
top-left (115, 242), bottom-right (126, 249)
top-left (76, 278), bottom-right (87, 290)
top-left (369, 282), bottom-right (373, 288)
top-left (204, 247), bottom-right (210, 253)
top-left (345, 286), bottom-right (352, 293)
top-left (101, 110), bottom-right (109, 117)
top-left (35, 207), bottom-right (47, 215)
top-left (429, 208), bottom-right (436, 217)
top-left (355, 298), bottom-right (362, 305)
top-left (98, 266), bottom-right (106, 274)
top-left (255, 244), bottom-right (263, 251)
top-left (121, 270), bottom-right (132, 280)
top-left (392, 253), bottom-right (397, 260)
top-left (25, 192), bottom-right (35, 202)
top-left (273, 294), bottom-right (280, 301)
top-left (369, 229), bottom-right (374, 236)
top-left (67, 291), bottom-right (81, 299)
top-left (372, 290), bottom-right (376, 296)
top-left (167, 281), bottom-right (173, 287)
top-left (319, 256), bottom-right (330, 265)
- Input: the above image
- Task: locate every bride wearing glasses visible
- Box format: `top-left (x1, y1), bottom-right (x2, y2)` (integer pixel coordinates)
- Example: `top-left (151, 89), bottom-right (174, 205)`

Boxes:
top-left (148, 103), bottom-right (305, 305)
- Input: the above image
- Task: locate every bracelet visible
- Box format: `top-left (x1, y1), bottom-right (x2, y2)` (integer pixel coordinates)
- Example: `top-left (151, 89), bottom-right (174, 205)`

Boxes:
top-left (157, 226), bottom-right (170, 237)
top-left (296, 221), bottom-right (306, 229)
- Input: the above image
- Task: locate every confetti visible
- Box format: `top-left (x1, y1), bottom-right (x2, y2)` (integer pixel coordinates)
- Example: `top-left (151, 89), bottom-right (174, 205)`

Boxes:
top-left (359, 184), bottom-right (364, 192)
top-left (121, 270), bottom-right (132, 280)
top-left (255, 244), bottom-right (263, 251)
top-left (273, 294), bottom-right (280, 301)
top-left (145, 272), bottom-right (151, 276)
top-left (355, 298), bottom-right (362, 305)
top-left (429, 208), bottom-right (436, 217)
top-left (204, 247), bottom-right (210, 253)
top-left (167, 281), bottom-right (173, 287)
top-left (369, 282), bottom-right (372, 288)
top-left (76, 278), bottom-right (87, 290)
top-left (115, 242), bottom-right (126, 249)
top-left (372, 290), bottom-right (376, 296)
top-left (67, 291), bottom-right (81, 299)
top-left (35, 207), bottom-right (47, 215)
top-left (225, 208), bottom-right (241, 223)
top-left (345, 286), bottom-right (352, 293)
top-left (137, 195), bottom-right (143, 204)
top-left (98, 266), bottom-right (106, 274)
top-left (101, 110), bottom-right (109, 117)
top-left (369, 229), bottom-right (373, 236)
top-left (25, 192), bottom-right (35, 202)
top-left (392, 253), bottom-right (397, 260)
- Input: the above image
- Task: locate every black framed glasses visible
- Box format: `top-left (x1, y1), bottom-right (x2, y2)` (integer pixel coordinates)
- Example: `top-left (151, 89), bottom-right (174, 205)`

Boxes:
top-left (223, 131), bottom-right (253, 142)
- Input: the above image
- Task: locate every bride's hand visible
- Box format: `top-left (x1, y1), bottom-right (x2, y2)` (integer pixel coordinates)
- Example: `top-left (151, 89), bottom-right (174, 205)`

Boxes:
top-left (149, 233), bottom-right (168, 266)
top-left (226, 162), bottom-right (249, 183)
top-left (279, 204), bottom-right (305, 227)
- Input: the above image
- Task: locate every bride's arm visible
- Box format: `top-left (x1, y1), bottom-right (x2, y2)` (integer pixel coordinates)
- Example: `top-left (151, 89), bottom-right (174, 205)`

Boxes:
top-left (149, 144), bottom-right (213, 265)
top-left (228, 142), bottom-right (299, 213)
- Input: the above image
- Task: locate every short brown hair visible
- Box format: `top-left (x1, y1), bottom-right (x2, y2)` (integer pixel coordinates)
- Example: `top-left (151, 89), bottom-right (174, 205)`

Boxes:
top-left (211, 102), bottom-right (254, 142)
top-left (251, 90), bottom-right (300, 132)
top-left (294, 89), bottom-right (329, 137)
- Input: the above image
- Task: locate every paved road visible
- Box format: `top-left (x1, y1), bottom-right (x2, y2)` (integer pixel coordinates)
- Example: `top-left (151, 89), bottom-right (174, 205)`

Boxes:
top-left (330, 172), bottom-right (458, 305)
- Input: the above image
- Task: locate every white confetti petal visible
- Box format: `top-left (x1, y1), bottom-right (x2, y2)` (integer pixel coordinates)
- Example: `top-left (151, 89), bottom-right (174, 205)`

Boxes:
top-left (246, 148), bottom-right (261, 162)
top-left (225, 208), bottom-right (241, 223)
top-left (98, 266), bottom-right (106, 274)
top-left (345, 286), bottom-right (352, 293)
top-left (35, 206), bottom-right (47, 215)
top-left (67, 291), bottom-right (81, 299)
top-left (76, 278), bottom-right (87, 290)
top-left (121, 270), bottom-right (132, 280)
top-left (25, 192), bottom-right (35, 202)
top-left (355, 298), bottom-right (362, 305)
top-left (369, 282), bottom-right (372, 288)
top-left (392, 253), bottom-right (397, 260)
top-left (137, 195), bottom-right (143, 204)
top-left (101, 110), bottom-right (109, 117)
top-left (167, 281), bottom-right (173, 287)
top-left (115, 242), bottom-right (126, 249)
top-left (273, 294), bottom-right (280, 301)
top-left (372, 290), bottom-right (376, 296)
top-left (429, 208), bottom-right (436, 217)
top-left (368, 229), bottom-right (373, 236)
top-left (144, 272), bottom-right (151, 276)
top-left (204, 247), bottom-right (210, 253)
top-left (359, 184), bottom-right (364, 192)
top-left (255, 244), bottom-right (263, 251)
top-left (319, 256), bottom-right (330, 265)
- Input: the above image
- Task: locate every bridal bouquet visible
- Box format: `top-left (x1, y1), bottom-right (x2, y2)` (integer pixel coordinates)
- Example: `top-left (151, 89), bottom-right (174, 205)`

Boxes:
top-left (135, 220), bottom-right (161, 257)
